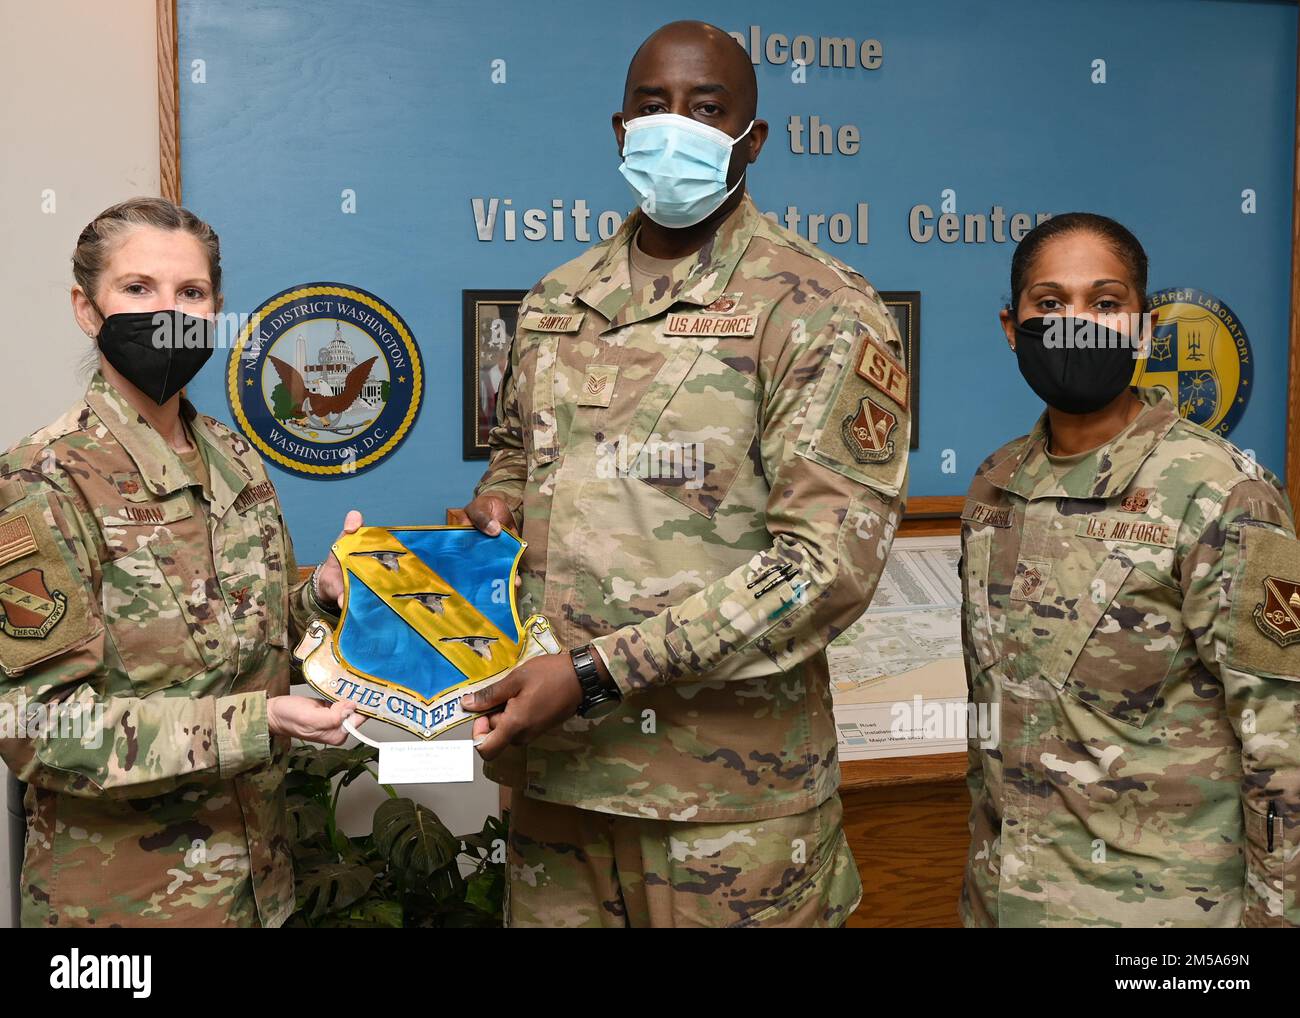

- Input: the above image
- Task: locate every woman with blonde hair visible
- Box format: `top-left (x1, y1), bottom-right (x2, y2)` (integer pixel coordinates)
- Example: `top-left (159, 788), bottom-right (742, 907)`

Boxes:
top-left (0, 197), bottom-right (360, 927)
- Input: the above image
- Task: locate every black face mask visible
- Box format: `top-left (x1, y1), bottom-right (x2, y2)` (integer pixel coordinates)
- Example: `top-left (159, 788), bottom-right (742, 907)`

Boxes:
top-left (94, 308), bottom-right (215, 405)
top-left (1013, 315), bottom-right (1136, 415)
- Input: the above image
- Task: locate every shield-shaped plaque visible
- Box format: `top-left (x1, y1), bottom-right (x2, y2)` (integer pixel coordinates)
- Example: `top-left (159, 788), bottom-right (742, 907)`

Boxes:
top-left (293, 525), bottom-right (560, 739)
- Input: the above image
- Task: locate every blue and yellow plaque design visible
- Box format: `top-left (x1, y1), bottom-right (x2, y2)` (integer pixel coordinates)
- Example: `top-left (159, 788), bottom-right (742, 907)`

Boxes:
top-left (227, 282), bottom-right (423, 478)
top-left (1131, 287), bottom-right (1253, 437)
top-left (293, 526), bottom-right (560, 740)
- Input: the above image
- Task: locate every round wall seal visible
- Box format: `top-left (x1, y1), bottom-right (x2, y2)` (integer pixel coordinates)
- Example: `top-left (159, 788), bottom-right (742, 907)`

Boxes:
top-left (1133, 287), bottom-right (1252, 437)
top-left (227, 282), bottom-right (422, 478)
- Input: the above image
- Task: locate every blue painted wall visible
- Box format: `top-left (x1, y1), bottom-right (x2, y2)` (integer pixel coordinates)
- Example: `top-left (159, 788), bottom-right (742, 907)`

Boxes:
top-left (178, 0), bottom-right (1298, 561)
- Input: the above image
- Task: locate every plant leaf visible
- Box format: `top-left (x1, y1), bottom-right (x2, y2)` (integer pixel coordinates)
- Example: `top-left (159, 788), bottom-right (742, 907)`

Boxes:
top-left (286, 797), bottom-right (330, 845)
top-left (296, 862), bottom-right (376, 921)
top-left (295, 743), bottom-right (379, 781)
top-left (354, 898), bottom-right (404, 928)
top-left (464, 868), bottom-right (503, 916)
top-left (373, 797), bottom-right (458, 878)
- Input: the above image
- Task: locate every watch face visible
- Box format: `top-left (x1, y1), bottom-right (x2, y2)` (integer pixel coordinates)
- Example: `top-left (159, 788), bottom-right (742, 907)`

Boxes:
top-left (581, 695), bottom-right (621, 720)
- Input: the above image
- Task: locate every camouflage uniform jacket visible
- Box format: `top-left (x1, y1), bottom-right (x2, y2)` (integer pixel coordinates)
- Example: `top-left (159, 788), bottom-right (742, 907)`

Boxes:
top-left (960, 386), bottom-right (1300, 927)
top-left (0, 372), bottom-right (320, 927)
top-left (475, 195), bottom-right (911, 821)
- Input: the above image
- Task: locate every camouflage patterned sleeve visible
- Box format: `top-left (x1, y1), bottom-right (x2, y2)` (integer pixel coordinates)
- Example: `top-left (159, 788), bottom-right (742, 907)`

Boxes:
top-left (592, 284), bottom-right (908, 693)
top-left (284, 507), bottom-right (338, 645)
top-left (1180, 475), bottom-right (1300, 927)
top-left (283, 507), bottom-right (311, 645)
top-left (957, 549), bottom-right (987, 821)
top-left (471, 299), bottom-right (533, 525)
top-left (0, 482), bottom-right (272, 799)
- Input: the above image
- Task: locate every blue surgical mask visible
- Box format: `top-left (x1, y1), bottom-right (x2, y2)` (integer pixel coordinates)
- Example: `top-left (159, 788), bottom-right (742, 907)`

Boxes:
top-left (618, 113), bottom-right (754, 228)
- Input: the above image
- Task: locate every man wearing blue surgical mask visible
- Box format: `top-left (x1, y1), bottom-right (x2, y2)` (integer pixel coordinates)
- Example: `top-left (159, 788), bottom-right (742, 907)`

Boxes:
top-left (458, 20), bottom-right (912, 928)
top-left (614, 27), bottom-right (765, 245)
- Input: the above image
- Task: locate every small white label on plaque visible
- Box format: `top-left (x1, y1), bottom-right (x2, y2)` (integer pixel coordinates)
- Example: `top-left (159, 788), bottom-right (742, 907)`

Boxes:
top-left (377, 740), bottom-right (474, 784)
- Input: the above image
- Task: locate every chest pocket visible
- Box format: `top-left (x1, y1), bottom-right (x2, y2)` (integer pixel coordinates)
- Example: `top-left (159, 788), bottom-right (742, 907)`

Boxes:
top-left (515, 331), bottom-right (561, 466)
top-left (1044, 550), bottom-right (1184, 727)
top-left (962, 529), bottom-right (1003, 671)
top-left (100, 532), bottom-right (224, 695)
top-left (222, 491), bottom-right (290, 652)
top-left (620, 345), bottom-right (758, 519)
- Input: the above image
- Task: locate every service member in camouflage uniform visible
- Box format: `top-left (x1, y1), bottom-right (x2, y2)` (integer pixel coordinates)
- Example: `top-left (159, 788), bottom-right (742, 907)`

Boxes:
top-left (0, 198), bottom-right (358, 927)
top-left (961, 212), bottom-right (1299, 927)
top-left (460, 22), bottom-right (911, 927)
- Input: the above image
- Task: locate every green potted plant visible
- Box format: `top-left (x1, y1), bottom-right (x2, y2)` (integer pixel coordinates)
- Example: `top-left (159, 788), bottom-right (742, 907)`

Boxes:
top-left (283, 742), bottom-right (507, 927)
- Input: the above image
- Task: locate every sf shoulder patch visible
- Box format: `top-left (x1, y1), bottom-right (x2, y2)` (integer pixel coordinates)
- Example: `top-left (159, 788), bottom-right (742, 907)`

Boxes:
top-left (1227, 524), bottom-right (1300, 679)
top-left (796, 320), bottom-right (910, 496)
top-left (0, 496), bottom-right (96, 676)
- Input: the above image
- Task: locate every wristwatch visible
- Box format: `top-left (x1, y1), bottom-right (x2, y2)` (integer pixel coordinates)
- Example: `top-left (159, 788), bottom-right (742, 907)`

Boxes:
top-left (571, 645), bottom-right (622, 719)
top-left (308, 564), bottom-right (341, 618)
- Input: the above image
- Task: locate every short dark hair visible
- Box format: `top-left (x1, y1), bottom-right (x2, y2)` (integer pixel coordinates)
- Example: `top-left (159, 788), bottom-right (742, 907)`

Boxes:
top-left (1008, 211), bottom-right (1148, 314)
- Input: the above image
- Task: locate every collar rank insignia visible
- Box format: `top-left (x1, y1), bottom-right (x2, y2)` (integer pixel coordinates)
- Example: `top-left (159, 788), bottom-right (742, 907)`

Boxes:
top-left (841, 395), bottom-right (898, 464)
top-left (293, 525), bottom-right (561, 740)
top-left (1120, 488), bottom-right (1151, 513)
top-left (1254, 575), bottom-right (1300, 647)
top-left (703, 292), bottom-right (743, 314)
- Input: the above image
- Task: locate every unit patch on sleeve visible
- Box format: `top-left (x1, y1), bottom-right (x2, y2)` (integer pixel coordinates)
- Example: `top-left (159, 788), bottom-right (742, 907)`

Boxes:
top-left (855, 336), bottom-right (910, 410)
top-left (795, 321), bottom-right (911, 497)
top-left (1227, 524), bottom-right (1300, 679)
top-left (841, 396), bottom-right (899, 464)
top-left (1255, 575), bottom-right (1300, 647)
top-left (0, 496), bottom-right (97, 675)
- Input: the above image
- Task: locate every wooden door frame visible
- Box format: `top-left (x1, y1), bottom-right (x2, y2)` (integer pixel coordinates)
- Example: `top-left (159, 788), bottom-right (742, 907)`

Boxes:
top-left (1288, 21), bottom-right (1300, 516)
top-left (157, 0), bottom-right (180, 203)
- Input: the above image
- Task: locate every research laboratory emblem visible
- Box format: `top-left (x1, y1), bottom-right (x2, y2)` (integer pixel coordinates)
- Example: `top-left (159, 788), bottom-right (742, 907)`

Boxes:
top-left (1132, 287), bottom-right (1252, 437)
top-left (841, 395), bottom-right (898, 463)
top-left (227, 282), bottom-right (423, 478)
top-left (293, 526), bottom-right (562, 740)
top-left (1254, 575), bottom-right (1300, 648)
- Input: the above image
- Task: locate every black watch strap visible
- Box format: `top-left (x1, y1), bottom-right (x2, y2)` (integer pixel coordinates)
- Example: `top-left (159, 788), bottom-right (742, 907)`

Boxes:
top-left (571, 645), bottom-right (620, 717)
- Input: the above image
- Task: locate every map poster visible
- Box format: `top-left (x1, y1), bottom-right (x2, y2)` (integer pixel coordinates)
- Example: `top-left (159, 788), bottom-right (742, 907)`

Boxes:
top-left (829, 535), bottom-right (968, 761)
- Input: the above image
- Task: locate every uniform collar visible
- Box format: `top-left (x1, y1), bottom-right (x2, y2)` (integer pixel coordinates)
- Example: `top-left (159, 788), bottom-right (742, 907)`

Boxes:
top-left (984, 387), bottom-right (1180, 501)
top-left (85, 372), bottom-right (252, 515)
top-left (574, 194), bottom-right (762, 333)
top-left (182, 403), bottom-right (255, 517)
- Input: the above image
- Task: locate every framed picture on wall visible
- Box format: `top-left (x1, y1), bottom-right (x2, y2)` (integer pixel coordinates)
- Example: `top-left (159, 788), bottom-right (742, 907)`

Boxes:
top-left (880, 291), bottom-right (921, 450)
top-left (463, 289), bottom-right (527, 460)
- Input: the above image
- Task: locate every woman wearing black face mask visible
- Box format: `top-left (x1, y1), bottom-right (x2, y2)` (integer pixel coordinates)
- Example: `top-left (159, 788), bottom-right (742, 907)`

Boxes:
top-left (959, 212), bottom-right (1300, 928)
top-left (0, 197), bottom-right (365, 927)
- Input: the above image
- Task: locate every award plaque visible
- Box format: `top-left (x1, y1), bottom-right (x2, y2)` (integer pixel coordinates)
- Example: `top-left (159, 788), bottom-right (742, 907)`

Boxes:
top-left (293, 525), bottom-right (560, 741)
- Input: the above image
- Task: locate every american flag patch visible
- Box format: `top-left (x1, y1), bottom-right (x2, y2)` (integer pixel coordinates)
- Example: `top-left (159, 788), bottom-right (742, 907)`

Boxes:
top-left (0, 514), bottom-right (38, 569)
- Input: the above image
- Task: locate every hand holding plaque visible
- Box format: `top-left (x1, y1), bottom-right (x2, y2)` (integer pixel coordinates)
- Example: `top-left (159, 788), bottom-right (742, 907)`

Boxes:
top-left (293, 524), bottom-right (561, 742)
